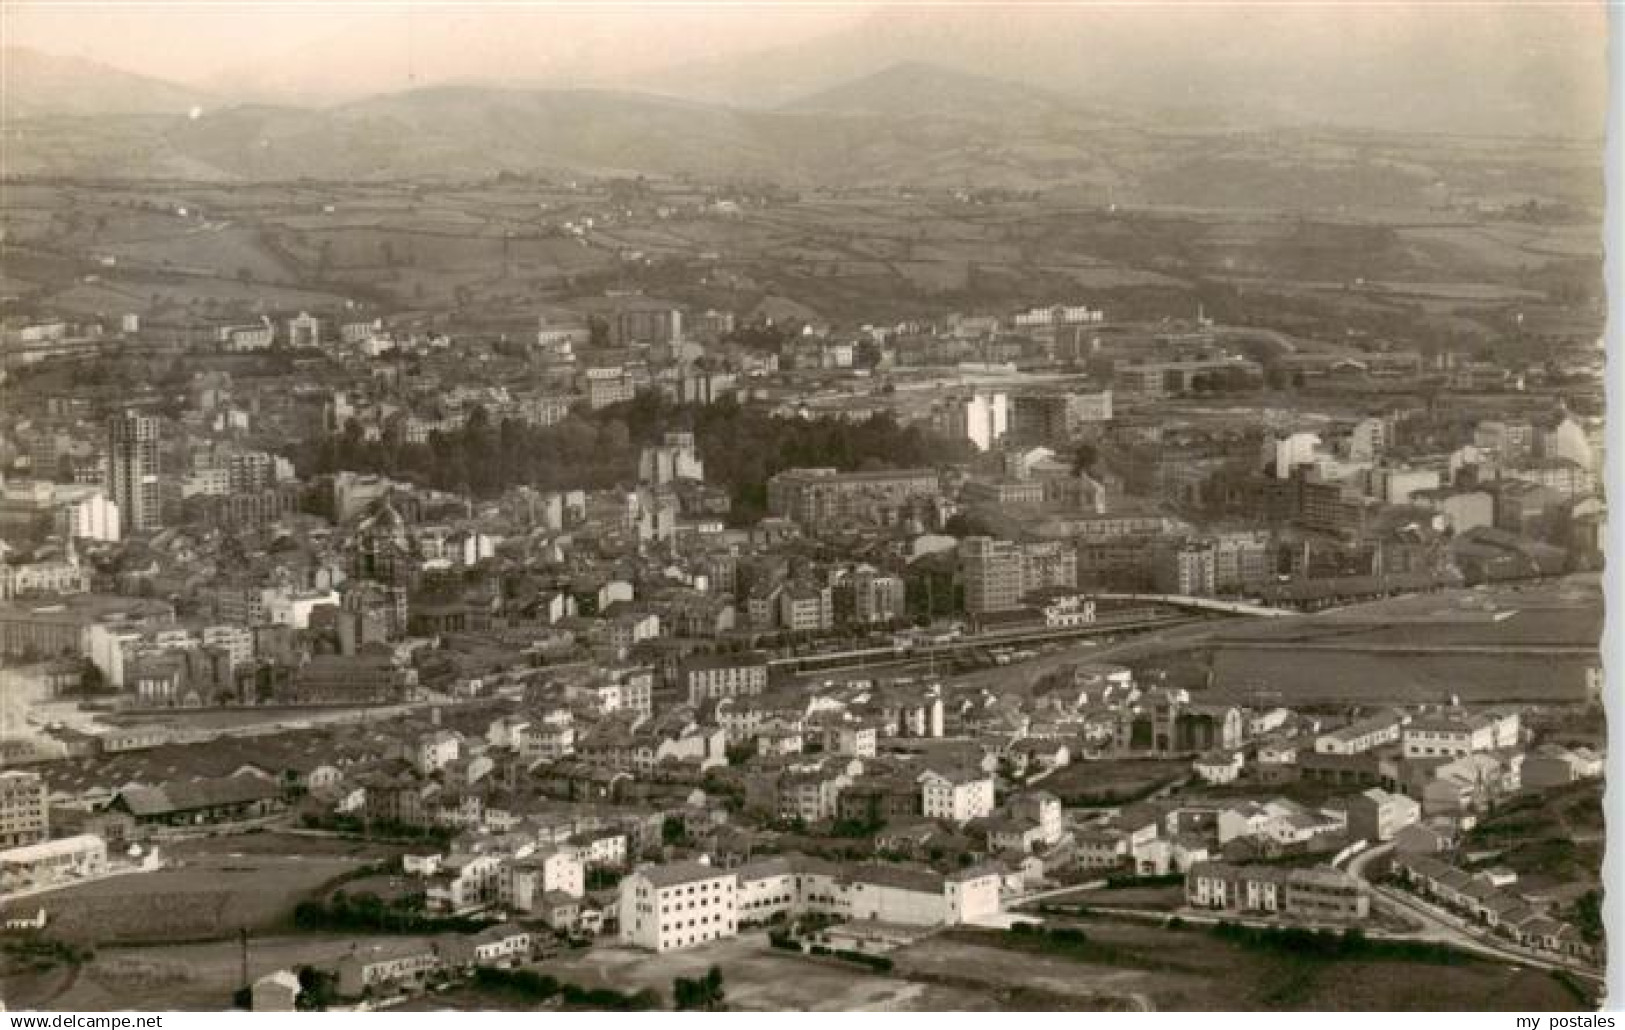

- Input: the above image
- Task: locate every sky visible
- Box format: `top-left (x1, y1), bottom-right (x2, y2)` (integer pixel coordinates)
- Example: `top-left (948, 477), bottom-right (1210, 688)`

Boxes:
top-left (2, 1), bottom-right (874, 100)
top-left (2, 0), bottom-right (1609, 135)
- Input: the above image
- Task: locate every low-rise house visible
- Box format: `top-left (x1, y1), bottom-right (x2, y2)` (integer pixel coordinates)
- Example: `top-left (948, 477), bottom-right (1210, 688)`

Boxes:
top-left (504, 847), bottom-right (585, 912)
top-left (109, 774), bottom-right (284, 829)
top-left (1194, 751), bottom-right (1244, 784)
top-left (838, 776), bottom-right (923, 826)
top-left (1333, 787), bottom-right (1420, 842)
top-left (778, 762), bottom-right (857, 825)
top-left (426, 852), bottom-right (504, 914)
top-left (569, 828), bottom-right (629, 868)
top-left (919, 766), bottom-right (995, 825)
top-left (537, 891), bottom-right (582, 932)
top-left (1392, 854), bottom-right (1598, 964)
top-left (1186, 862), bottom-right (1369, 922)
top-left (821, 721), bottom-right (879, 759)
top-left (1216, 798), bottom-right (1343, 850)
top-left (1074, 827), bottom-right (1131, 872)
top-left (1521, 743), bottom-right (1605, 789)
top-left (1402, 709), bottom-right (1520, 760)
top-left (981, 816), bottom-right (1047, 854)
top-left (1392, 821), bottom-right (1454, 855)
top-left (335, 943), bottom-right (440, 999)
top-left (1315, 711), bottom-right (1406, 755)
top-left (681, 652), bottom-right (770, 706)
top-left (251, 970), bottom-right (301, 1012)
top-left (0, 833), bottom-right (107, 893)
top-left (1422, 752), bottom-right (1518, 819)
top-left (441, 924), bottom-right (531, 970)
top-left (1008, 738), bottom-right (1072, 773)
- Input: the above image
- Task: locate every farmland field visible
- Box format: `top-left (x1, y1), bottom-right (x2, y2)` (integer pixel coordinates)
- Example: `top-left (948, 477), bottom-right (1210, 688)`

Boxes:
top-left (904, 923), bottom-right (1589, 1011)
top-left (1040, 759), bottom-right (1190, 808)
top-left (531, 931), bottom-right (996, 1011)
top-left (2, 934), bottom-right (441, 1012)
top-left (1, 167), bottom-right (1601, 363)
top-left (4, 849), bottom-right (368, 944)
top-left (1205, 649), bottom-right (1593, 705)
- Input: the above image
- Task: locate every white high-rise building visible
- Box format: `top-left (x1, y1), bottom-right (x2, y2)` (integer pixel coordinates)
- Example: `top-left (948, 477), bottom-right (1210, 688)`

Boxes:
top-left (950, 393), bottom-right (1009, 452)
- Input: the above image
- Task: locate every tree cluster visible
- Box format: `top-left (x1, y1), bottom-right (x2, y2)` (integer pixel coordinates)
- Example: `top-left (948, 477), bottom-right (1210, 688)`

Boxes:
top-left (672, 965), bottom-right (725, 1010)
top-left (298, 392), bottom-right (970, 523)
top-left (471, 967), bottom-right (662, 1010)
top-left (292, 890), bottom-right (490, 934)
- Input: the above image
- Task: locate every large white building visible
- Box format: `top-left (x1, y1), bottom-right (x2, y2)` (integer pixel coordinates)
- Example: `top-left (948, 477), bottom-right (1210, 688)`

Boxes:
top-left (638, 432), bottom-right (705, 485)
top-left (262, 587), bottom-right (341, 630)
top-left (623, 853), bottom-right (1003, 952)
top-left (948, 393), bottom-right (1009, 452)
top-left (0, 833), bottom-right (107, 893)
top-left (1314, 711), bottom-right (1407, 755)
top-left (619, 860), bottom-right (738, 953)
top-left (1263, 431), bottom-right (1323, 479)
top-left (919, 767), bottom-right (996, 824)
top-left (1402, 709), bottom-right (1521, 760)
top-left (503, 846), bottom-right (585, 913)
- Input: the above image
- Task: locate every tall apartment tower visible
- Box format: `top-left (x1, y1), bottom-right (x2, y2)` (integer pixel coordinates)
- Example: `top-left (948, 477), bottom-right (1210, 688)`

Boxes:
top-left (107, 412), bottom-right (162, 533)
top-left (960, 536), bottom-right (1025, 613)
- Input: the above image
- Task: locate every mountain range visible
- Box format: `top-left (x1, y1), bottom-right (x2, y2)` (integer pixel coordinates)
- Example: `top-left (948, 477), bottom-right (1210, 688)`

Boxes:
top-left (0, 11), bottom-right (1607, 189)
top-left (2, 46), bottom-right (213, 118)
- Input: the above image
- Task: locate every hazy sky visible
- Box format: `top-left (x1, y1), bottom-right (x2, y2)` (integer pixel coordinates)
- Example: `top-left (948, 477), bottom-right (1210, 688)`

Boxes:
top-left (4, 0), bottom-right (1608, 136)
top-left (3, 2), bottom-right (873, 98)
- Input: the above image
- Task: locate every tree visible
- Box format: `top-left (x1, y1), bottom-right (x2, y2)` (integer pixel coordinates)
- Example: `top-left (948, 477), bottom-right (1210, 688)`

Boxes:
top-left (1072, 442), bottom-right (1100, 476)
top-left (78, 658), bottom-right (105, 698)
top-left (1574, 888), bottom-right (1603, 943)
top-left (588, 316), bottom-right (611, 349)
top-left (660, 815), bottom-right (689, 846)
top-left (673, 966), bottom-right (725, 1010)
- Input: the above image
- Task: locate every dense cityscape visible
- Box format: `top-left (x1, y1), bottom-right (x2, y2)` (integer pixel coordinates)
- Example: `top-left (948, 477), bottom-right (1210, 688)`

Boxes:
top-left (0, 2), bottom-right (1609, 1015)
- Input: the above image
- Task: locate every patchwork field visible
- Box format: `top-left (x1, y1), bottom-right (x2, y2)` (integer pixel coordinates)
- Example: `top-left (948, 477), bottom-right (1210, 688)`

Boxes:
top-left (1, 167), bottom-right (1601, 364)
top-left (4, 848), bottom-right (369, 944)
top-left (1205, 649), bottom-right (1593, 705)
top-left (905, 922), bottom-right (1590, 1011)
top-left (2, 934), bottom-right (440, 1012)
top-left (531, 932), bottom-right (995, 1011)
top-left (1040, 759), bottom-right (1190, 808)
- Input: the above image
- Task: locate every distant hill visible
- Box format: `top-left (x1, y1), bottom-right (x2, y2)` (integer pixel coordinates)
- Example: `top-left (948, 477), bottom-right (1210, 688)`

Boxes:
top-left (642, 5), bottom-right (1606, 140)
top-left (0, 64), bottom-right (1602, 210)
top-left (1, 46), bottom-right (211, 119)
top-left (150, 86), bottom-right (795, 182)
top-left (780, 60), bottom-right (1107, 126)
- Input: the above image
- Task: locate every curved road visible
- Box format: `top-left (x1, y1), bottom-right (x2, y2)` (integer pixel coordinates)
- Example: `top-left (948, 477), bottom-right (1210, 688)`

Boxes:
top-left (1345, 842), bottom-right (1603, 987)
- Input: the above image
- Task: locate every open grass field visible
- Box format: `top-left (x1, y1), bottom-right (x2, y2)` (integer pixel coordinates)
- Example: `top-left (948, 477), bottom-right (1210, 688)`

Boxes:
top-left (532, 931), bottom-right (995, 1011)
top-left (163, 830), bottom-right (417, 863)
top-left (2, 934), bottom-right (440, 1012)
top-left (2, 165), bottom-right (1600, 360)
top-left (1205, 648), bottom-right (1593, 705)
top-left (1463, 780), bottom-right (1603, 891)
top-left (7, 850), bottom-right (365, 944)
top-left (910, 922), bottom-right (1590, 1011)
top-left (1040, 758), bottom-right (1190, 808)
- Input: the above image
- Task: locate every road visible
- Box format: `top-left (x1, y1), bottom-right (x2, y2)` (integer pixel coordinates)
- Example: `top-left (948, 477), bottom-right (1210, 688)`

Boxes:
top-left (1343, 842), bottom-right (1603, 986)
top-left (1211, 640), bottom-right (1598, 657)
